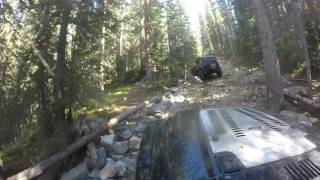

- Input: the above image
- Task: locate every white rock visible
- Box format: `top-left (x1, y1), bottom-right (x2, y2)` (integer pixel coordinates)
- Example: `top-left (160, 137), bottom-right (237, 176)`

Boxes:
top-left (115, 161), bottom-right (126, 177)
top-left (99, 162), bottom-right (117, 180)
top-left (100, 134), bottom-right (115, 151)
top-left (129, 136), bottom-right (142, 151)
top-left (88, 169), bottom-right (100, 178)
top-left (60, 162), bottom-right (89, 180)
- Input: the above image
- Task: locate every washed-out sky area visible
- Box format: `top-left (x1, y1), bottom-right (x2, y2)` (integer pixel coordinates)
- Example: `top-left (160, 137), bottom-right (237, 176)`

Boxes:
top-left (182, 0), bottom-right (207, 33)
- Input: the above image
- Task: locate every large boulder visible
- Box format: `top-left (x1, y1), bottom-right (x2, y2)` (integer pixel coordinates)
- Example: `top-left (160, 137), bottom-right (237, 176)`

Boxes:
top-left (60, 162), bottom-right (89, 180)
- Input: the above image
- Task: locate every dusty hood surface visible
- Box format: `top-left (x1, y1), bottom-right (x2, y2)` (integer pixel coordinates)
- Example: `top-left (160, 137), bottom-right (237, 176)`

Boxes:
top-left (200, 107), bottom-right (316, 168)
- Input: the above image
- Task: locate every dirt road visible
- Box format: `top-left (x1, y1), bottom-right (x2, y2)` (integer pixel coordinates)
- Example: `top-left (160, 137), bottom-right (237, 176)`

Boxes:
top-left (168, 59), bottom-right (270, 115)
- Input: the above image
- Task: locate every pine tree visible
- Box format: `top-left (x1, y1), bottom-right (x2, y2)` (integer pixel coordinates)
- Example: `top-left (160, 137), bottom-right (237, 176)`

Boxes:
top-left (166, 0), bottom-right (197, 78)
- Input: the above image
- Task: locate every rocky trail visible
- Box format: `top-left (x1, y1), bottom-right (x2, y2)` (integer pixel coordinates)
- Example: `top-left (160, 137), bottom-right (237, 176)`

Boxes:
top-left (43, 60), bottom-right (320, 180)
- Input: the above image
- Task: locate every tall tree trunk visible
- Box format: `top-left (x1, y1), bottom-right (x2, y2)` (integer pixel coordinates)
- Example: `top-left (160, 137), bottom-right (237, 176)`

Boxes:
top-left (218, 0), bottom-right (235, 57)
top-left (139, 0), bottom-right (152, 82)
top-left (292, 0), bottom-right (312, 86)
top-left (35, 0), bottom-right (53, 134)
top-left (54, 0), bottom-right (71, 122)
top-left (249, 0), bottom-right (283, 112)
top-left (305, 0), bottom-right (320, 39)
top-left (100, 0), bottom-right (107, 91)
top-left (116, 0), bottom-right (127, 82)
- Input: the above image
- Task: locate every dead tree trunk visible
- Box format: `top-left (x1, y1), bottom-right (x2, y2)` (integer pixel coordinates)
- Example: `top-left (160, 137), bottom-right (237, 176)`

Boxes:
top-left (292, 0), bottom-right (312, 86)
top-left (7, 101), bottom-right (152, 180)
top-left (249, 0), bottom-right (283, 112)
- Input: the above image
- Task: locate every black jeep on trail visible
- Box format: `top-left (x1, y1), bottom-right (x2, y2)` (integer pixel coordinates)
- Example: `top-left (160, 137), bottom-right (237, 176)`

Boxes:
top-left (191, 55), bottom-right (222, 80)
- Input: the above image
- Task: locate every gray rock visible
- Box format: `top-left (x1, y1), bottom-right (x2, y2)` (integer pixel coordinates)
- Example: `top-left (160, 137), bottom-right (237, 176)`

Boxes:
top-left (87, 143), bottom-right (98, 164)
top-left (115, 161), bottom-right (126, 177)
top-left (113, 141), bottom-right (130, 155)
top-left (280, 110), bottom-right (299, 120)
top-left (122, 157), bottom-right (137, 174)
top-left (96, 147), bottom-right (107, 168)
top-left (84, 157), bottom-right (94, 170)
top-left (99, 162), bottom-right (118, 180)
top-left (134, 121), bottom-right (147, 134)
top-left (100, 134), bottom-right (115, 151)
top-left (297, 113), bottom-right (310, 122)
top-left (119, 129), bottom-right (133, 140)
top-left (129, 136), bottom-right (142, 151)
top-left (151, 99), bottom-right (172, 113)
top-left (167, 87), bottom-right (179, 93)
top-left (309, 117), bottom-right (319, 124)
top-left (106, 158), bottom-right (115, 165)
top-left (60, 162), bottom-right (89, 180)
top-left (88, 169), bottom-right (100, 178)
top-left (285, 86), bottom-right (310, 97)
top-left (134, 81), bottom-right (144, 88)
top-left (90, 118), bottom-right (105, 130)
top-left (111, 154), bottom-right (124, 161)
top-left (150, 95), bottom-right (161, 104)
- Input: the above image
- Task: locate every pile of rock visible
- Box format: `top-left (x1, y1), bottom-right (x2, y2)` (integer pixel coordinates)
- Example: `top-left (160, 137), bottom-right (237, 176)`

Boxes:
top-left (61, 87), bottom-right (189, 180)
top-left (60, 119), bottom-right (150, 180)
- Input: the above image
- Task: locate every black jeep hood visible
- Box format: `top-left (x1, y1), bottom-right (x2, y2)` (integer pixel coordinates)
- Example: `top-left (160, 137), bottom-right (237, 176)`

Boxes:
top-left (152, 108), bottom-right (320, 180)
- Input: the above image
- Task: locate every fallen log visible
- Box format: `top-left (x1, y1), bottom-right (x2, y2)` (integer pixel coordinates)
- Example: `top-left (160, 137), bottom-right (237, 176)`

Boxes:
top-left (283, 90), bottom-right (320, 110)
top-left (8, 101), bottom-right (152, 180)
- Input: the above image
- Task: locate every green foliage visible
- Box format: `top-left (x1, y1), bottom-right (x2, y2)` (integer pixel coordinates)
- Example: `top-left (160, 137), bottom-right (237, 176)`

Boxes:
top-left (166, 0), bottom-right (198, 78)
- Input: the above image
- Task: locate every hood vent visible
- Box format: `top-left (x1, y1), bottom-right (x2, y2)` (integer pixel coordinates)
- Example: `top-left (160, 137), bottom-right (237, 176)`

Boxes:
top-left (242, 107), bottom-right (286, 127)
top-left (199, 108), bottom-right (316, 168)
top-left (236, 109), bottom-right (282, 132)
top-left (284, 159), bottom-right (320, 180)
top-left (219, 109), bottom-right (245, 137)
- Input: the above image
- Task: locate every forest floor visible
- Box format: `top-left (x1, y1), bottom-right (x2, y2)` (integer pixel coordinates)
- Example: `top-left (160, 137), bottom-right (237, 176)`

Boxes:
top-left (4, 59), bottom-right (320, 179)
